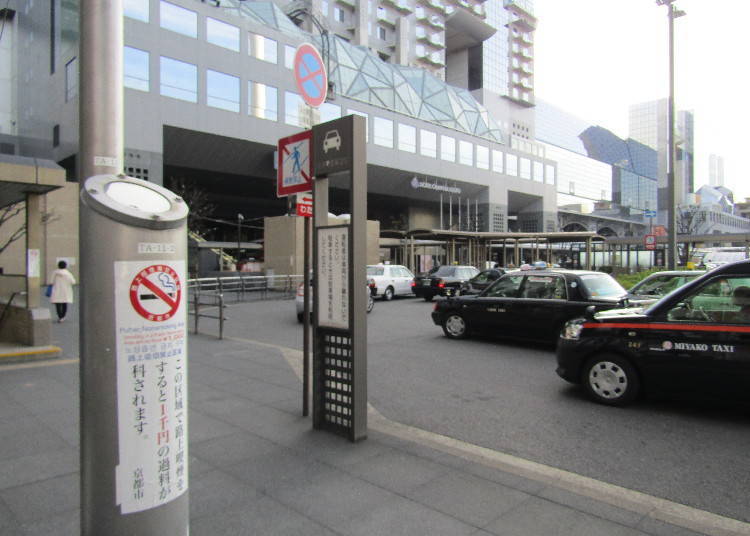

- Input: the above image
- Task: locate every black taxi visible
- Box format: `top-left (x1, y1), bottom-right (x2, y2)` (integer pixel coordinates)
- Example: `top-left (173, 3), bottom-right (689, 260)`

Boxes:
top-left (556, 260), bottom-right (750, 406)
top-left (431, 269), bottom-right (628, 342)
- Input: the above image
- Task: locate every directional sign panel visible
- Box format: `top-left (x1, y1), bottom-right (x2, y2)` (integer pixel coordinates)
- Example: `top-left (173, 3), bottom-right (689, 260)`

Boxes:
top-left (277, 130), bottom-right (313, 197)
top-left (294, 43), bottom-right (327, 108)
top-left (313, 115), bottom-right (354, 177)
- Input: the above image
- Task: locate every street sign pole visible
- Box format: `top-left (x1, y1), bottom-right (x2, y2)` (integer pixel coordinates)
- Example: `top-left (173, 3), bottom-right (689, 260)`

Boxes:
top-left (312, 115), bottom-right (368, 442)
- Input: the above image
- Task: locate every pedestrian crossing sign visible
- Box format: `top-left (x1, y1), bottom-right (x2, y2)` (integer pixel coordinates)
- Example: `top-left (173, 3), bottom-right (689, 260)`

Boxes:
top-left (277, 130), bottom-right (313, 197)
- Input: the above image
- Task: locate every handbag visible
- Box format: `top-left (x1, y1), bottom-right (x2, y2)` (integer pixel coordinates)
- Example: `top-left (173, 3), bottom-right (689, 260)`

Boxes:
top-left (45, 285), bottom-right (52, 298)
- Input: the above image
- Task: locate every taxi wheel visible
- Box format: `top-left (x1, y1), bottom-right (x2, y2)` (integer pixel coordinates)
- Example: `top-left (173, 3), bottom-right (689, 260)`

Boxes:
top-left (582, 354), bottom-right (639, 406)
top-left (383, 287), bottom-right (394, 301)
top-left (442, 313), bottom-right (468, 339)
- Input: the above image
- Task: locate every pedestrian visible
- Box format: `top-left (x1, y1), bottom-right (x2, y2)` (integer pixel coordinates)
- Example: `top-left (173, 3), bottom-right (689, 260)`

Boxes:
top-left (50, 260), bottom-right (76, 322)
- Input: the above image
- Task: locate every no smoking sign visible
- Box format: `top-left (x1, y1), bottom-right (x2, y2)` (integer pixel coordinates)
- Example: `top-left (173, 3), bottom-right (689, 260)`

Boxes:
top-left (129, 264), bottom-right (182, 322)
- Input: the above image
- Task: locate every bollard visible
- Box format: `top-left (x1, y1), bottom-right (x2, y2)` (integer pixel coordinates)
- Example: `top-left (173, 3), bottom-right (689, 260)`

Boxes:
top-left (80, 174), bottom-right (189, 535)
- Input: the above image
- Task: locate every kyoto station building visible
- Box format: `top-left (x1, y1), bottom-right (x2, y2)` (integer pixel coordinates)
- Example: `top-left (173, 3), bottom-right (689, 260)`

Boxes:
top-left (1, 0), bottom-right (570, 275)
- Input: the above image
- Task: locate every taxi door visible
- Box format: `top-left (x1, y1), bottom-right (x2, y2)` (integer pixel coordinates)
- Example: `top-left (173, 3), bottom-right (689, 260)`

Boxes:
top-left (462, 274), bottom-right (524, 335)
top-left (510, 274), bottom-right (571, 340)
top-left (639, 276), bottom-right (750, 399)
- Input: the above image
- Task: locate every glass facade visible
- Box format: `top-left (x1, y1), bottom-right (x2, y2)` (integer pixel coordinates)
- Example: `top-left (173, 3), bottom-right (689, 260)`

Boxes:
top-left (65, 57), bottom-right (78, 101)
top-left (492, 149), bottom-right (504, 173)
top-left (476, 145), bottom-right (489, 170)
top-left (124, 46), bottom-right (149, 92)
top-left (160, 1), bottom-right (197, 38)
top-left (618, 169), bottom-right (657, 211)
top-left (544, 143), bottom-right (611, 210)
top-left (398, 124), bottom-right (417, 153)
top-left (506, 153), bottom-right (518, 176)
top-left (420, 130), bottom-right (437, 158)
top-left (459, 140), bottom-right (473, 166)
top-left (440, 135), bottom-right (455, 162)
top-left (249, 33), bottom-right (277, 64)
top-left (320, 102), bottom-right (341, 123)
top-left (207, 70), bottom-right (240, 112)
top-left (124, 0), bottom-right (149, 22)
top-left (206, 17), bottom-right (240, 52)
top-left (284, 91), bottom-right (304, 126)
top-left (160, 56), bottom-right (197, 102)
top-left (248, 82), bottom-right (278, 121)
top-left (373, 117), bottom-right (394, 148)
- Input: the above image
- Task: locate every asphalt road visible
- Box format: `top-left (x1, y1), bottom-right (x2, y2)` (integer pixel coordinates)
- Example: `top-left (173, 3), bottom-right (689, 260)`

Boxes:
top-left (225, 294), bottom-right (750, 524)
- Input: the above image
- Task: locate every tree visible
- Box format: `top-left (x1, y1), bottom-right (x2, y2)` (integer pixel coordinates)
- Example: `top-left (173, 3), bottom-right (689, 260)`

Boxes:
top-left (0, 202), bottom-right (26, 257)
top-left (676, 205), bottom-right (705, 266)
top-left (165, 177), bottom-right (216, 237)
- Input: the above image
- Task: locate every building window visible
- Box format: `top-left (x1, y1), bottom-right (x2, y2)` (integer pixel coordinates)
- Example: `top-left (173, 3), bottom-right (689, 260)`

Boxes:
top-left (420, 129), bottom-right (436, 158)
top-left (347, 109), bottom-right (369, 141)
top-left (545, 164), bottom-right (555, 185)
top-left (373, 117), bottom-right (394, 148)
top-left (207, 17), bottom-right (240, 52)
top-left (248, 33), bottom-right (277, 64)
top-left (65, 57), bottom-right (78, 101)
top-left (320, 102), bottom-right (341, 123)
top-left (377, 26), bottom-right (387, 40)
top-left (459, 140), bottom-right (473, 166)
top-left (248, 81), bottom-right (278, 121)
top-left (440, 135), bottom-right (455, 162)
top-left (492, 149), bottom-right (503, 173)
top-left (53, 125), bottom-right (60, 147)
top-left (533, 161), bottom-right (544, 182)
top-left (569, 182), bottom-right (575, 195)
top-left (321, 0), bottom-right (329, 16)
top-left (476, 145), bottom-right (489, 170)
top-left (285, 45), bottom-right (295, 69)
top-left (206, 70), bottom-right (239, 112)
top-left (160, 56), bottom-right (197, 102)
top-left (124, 0), bottom-right (149, 22)
top-left (160, 1), bottom-right (197, 38)
top-left (124, 46), bottom-right (149, 92)
top-left (506, 153), bottom-right (518, 176)
top-left (398, 124), bottom-right (416, 153)
top-left (334, 7), bottom-right (345, 22)
top-left (519, 157), bottom-right (531, 179)
top-left (285, 91), bottom-right (304, 126)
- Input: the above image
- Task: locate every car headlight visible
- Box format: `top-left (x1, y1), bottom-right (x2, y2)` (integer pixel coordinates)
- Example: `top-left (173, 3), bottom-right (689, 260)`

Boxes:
top-left (561, 321), bottom-right (584, 340)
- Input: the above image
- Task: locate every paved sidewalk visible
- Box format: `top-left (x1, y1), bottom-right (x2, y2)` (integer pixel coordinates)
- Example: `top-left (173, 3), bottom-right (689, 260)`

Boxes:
top-left (0, 305), bottom-right (747, 535)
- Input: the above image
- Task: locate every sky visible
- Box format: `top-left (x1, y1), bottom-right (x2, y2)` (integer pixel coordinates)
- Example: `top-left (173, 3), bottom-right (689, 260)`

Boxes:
top-left (533, 0), bottom-right (750, 200)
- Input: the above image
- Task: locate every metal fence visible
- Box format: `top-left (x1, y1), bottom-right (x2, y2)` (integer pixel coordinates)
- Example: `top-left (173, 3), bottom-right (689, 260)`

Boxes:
top-left (186, 274), bottom-right (304, 338)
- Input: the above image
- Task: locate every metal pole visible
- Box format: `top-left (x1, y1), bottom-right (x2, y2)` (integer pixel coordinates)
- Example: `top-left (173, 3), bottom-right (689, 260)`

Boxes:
top-left (303, 216), bottom-right (310, 416)
top-left (237, 213), bottom-right (244, 267)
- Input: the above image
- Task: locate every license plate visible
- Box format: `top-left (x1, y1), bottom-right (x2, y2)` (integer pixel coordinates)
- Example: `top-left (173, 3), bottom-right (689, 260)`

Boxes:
top-left (422, 280), bottom-right (430, 286)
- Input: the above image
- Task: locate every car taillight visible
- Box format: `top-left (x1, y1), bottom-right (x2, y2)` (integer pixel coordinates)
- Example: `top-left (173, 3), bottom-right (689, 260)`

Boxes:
top-left (437, 279), bottom-right (445, 288)
top-left (296, 283), bottom-right (304, 297)
top-left (433, 303), bottom-right (439, 311)
top-left (411, 281), bottom-right (416, 287)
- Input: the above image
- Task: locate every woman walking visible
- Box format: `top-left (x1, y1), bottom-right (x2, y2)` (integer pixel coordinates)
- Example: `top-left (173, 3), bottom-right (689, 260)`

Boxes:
top-left (50, 260), bottom-right (76, 322)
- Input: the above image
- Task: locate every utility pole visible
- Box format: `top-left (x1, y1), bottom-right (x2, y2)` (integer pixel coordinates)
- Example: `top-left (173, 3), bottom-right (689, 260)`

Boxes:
top-left (657, 0), bottom-right (685, 269)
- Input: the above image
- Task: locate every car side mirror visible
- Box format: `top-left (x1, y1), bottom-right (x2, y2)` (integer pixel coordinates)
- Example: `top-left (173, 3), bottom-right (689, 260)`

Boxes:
top-left (584, 305), bottom-right (596, 320)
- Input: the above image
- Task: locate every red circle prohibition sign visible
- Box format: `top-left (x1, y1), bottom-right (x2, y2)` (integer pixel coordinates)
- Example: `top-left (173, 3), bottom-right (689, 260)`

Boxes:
top-left (129, 265), bottom-right (182, 322)
top-left (294, 43), bottom-right (328, 108)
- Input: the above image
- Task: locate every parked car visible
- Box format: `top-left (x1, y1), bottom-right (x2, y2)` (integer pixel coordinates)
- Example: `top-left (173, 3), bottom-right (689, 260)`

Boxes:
top-left (413, 265), bottom-right (480, 301)
top-left (296, 279), bottom-right (375, 322)
top-left (625, 270), bottom-right (705, 308)
top-left (556, 260), bottom-right (750, 406)
top-left (366, 264), bottom-right (415, 300)
top-left (431, 269), bottom-right (628, 342)
top-left (459, 268), bottom-right (506, 295)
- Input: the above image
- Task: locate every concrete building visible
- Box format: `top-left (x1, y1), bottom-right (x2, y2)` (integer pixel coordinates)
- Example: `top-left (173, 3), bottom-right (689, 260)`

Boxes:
top-left (0, 0), bottom-right (563, 274)
top-left (628, 98), bottom-right (694, 225)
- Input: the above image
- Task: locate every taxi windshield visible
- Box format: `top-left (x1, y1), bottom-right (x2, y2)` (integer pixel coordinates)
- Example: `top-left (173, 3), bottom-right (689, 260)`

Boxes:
top-left (367, 266), bottom-right (384, 276)
top-left (580, 274), bottom-right (626, 298)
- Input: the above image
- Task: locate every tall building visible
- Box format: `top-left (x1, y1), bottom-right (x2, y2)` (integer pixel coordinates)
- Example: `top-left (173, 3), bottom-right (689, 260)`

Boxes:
top-left (628, 98), bottom-right (694, 224)
top-left (0, 0), bottom-right (561, 275)
top-left (708, 153), bottom-right (724, 187)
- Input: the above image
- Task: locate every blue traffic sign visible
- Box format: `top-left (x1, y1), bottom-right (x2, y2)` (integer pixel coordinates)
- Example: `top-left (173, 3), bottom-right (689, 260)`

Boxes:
top-left (293, 43), bottom-right (327, 108)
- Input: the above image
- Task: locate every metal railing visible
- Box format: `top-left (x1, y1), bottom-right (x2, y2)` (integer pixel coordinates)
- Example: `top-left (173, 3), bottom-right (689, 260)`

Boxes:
top-left (186, 274), bottom-right (304, 338)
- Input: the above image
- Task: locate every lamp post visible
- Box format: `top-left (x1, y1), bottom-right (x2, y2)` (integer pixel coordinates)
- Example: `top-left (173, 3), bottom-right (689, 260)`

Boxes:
top-left (236, 213), bottom-right (244, 267)
top-left (656, 0), bottom-right (685, 269)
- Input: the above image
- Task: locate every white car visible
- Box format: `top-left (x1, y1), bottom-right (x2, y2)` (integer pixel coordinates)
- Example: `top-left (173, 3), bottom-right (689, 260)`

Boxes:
top-left (366, 264), bottom-right (415, 301)
top-left (296, 280), bottom-right (375, 323)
